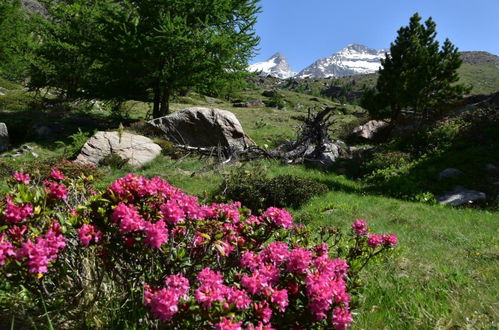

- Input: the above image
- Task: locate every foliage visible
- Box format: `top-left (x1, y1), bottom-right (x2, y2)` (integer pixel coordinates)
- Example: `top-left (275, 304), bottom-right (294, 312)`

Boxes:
top-left (220, 170), bottom-right (328, 211)
top-left (31, 0), bottom-right (261, 117)
top-left (362, 13), bottom-right (469, 121)
top-left (56, 128), bottom-right (92, 159)
top-left (98, 153), bottom-right (128, 169)
top-left (0, 172), bottom-right (397, 328)
top-left (0, 0), bottom-right (34, 82)
top-left (265, 92), bottom-right (286, 109)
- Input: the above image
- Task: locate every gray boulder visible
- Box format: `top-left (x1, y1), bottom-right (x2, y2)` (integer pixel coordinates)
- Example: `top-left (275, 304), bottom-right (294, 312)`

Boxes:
top-left (75, 131), bottom-right (162, 168)
top-left (233, 100), bottom-right (264, 108)
top-left (436, 186), bottom-right (486, 206)
top-left (0, 123), bottom-right (9, 152)
top-left (148, 107), bottom-right (254, 150)
top-left (438, 168), bottom-right (463, 180)
top-left (352, 120), bottom-right (389, 140)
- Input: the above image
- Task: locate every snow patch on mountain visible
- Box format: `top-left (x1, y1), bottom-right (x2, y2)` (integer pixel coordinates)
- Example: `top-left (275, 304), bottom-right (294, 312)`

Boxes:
top-left (248, 53), bottom-right (296, 79)
top-left (296, 44), bottom-right (388, 79)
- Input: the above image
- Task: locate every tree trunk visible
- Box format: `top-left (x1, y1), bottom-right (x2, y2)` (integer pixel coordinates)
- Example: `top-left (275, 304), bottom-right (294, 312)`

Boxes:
top-left (152, 81), bottom-right (161, 119)
top-left (159, 86), bottom-right (170, 117)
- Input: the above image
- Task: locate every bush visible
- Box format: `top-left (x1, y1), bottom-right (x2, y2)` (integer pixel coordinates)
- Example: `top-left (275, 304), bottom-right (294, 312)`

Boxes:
top-left (98, 152), bottom-right (128, 169)
top-left (0, 173), bottom-right (397, 328)
top-left (56, 128), bottom-right (92, 159)
top-left (220, 171), bottom-right (328, 211)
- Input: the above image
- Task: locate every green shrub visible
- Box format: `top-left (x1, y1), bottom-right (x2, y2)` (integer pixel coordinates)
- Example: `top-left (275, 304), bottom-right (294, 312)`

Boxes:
top-left (363, 151), bottom-right (412, 175)
top-left (56, 128), bottom-right (92, 159)
top-left (98, 152), bottom-right (128, 169)
top-left (220, 170), bottom-right (328, 211)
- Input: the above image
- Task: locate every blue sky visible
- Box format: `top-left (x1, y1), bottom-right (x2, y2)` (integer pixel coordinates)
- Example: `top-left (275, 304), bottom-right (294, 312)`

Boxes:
top-left (251, 0), bottom-right (499, 71)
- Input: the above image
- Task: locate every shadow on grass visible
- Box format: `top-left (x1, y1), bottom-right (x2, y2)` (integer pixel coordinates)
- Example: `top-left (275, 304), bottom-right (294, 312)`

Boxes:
top-left (0, 92), bottom-right (127, 149)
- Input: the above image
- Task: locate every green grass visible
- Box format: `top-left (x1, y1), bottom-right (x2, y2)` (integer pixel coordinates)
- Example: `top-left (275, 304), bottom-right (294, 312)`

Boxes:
top-left (296, 191), bottom-right (498, 328)
top-left (0, 77), bottom-right (22, 91)
top-left (458, 63), bottom-right (499, 95)
top-left (96, 159), bottom-right (499, 328)
top-left (0, 86), bottom-right (498, 328)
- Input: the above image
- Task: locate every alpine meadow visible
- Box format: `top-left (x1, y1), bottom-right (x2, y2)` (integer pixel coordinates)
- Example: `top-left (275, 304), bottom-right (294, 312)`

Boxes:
top-left (0, 1), bottom-right (498, 329)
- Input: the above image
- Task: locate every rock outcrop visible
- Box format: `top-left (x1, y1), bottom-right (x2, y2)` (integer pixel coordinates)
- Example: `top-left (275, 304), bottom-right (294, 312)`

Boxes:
top-left (436, 186), bottom-right (486, 206)
top-left (352, 120), bottom-right (388, 140)
top-left (0, 123), bottom-right (9, 153)
top-left (148, 107), bottom-right (254, 150)
top-left (75, 131), bottom-right (161, 168)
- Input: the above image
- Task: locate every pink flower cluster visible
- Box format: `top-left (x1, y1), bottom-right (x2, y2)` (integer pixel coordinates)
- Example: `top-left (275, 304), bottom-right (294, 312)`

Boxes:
top-left (16, 222), bottom-right (66, 273)
top-left (3, 196), bottom-right (33, 224)
top-left (107, 202), bottom-right (169, 249)
top-left (0, 233), bottom-right (15, 265)
top-left (13, 171), bottom-right (30, 184)
top-left (77, 224), bottom-right (103, 247)
top-left (239, 242), bottom-right (350, 326)
top-left (50, 169), bottom-right (66, 180)
top-left (195, 268), bottom-right (251, 310)
top-left (352, 219), bottom-right (367, 236)
top-left (44, 180), bottom-right (68, 199)
top-left (144, 273), bottom-right (190, 322)
top-left (109, 174), bottom-right (180, 202)
top-left (260, 207), bottom-right (293, 229)
top-left (367, 233), bottom-right (398, 248)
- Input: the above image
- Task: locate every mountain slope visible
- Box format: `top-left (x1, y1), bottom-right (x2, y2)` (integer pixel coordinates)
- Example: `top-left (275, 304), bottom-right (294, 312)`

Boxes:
top-left (248, 53), bottom-right (296, 79)
top-left (296, 44), bottom-right (387, 79)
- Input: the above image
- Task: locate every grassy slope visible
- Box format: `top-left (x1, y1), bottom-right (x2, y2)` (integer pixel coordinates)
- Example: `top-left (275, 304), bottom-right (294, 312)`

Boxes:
top-left (0, 88), bottom-right (498, 328)
top-left (458, 63), bottom-right (499, 95)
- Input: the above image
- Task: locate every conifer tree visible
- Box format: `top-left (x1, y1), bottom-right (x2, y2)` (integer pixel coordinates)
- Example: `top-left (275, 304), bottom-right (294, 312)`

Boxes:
top-left (362, 13), bottom-right (469, 121)
top-left (0, 0), bottom-right (33, 82)
top-left (31, 0), bottom-right (260, 118)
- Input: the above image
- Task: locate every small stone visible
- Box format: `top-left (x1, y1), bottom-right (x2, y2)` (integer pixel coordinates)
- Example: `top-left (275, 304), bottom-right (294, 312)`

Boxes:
top-left (438, 168), bottom-right (463, 180)
top-left (436, 186), bottom-right (486, 206)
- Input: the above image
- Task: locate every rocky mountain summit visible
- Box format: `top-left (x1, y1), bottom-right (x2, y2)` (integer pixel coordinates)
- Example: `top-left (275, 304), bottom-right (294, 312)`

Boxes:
top-left (249, 44), bottom-right (388, 79)
top-left (296, 44), bottom-right (388, 79)
top-left (460, 51), bottom-right (499, 67)
top-left (247, 52), bottom-right (296, 79)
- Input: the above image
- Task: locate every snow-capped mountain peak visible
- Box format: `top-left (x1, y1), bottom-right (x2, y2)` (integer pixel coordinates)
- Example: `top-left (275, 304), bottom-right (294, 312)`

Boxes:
top-left (296, 44), bottom-right (388, 78)
top-left (248, 53), bottom-right (296, 79)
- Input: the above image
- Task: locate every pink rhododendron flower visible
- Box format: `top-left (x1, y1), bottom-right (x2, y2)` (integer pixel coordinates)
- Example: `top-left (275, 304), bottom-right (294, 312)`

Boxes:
top-left (160, 199), bottom-right (186, 225)
top-left (286, 248), bottom-right (312, 274)
top-left (77, 224), bottom-right (103, 247)
top-left (240, 251), bottom-right (263, 271)
top-left (261, 207), bottom-right (293, 229)
top-left (215, 317), bottom-right (243, 330)
top-left (313, 243), bottom-right (329, 257)
top-left (165, 274), bottom-right (190, 298)
top-left (269, 288), bottom-right (288, 312)
top-left (44, 180), bottom-right (68, 199)
top-left (111, 203), bottom-right (145, 234)
top-left (0, 233), bottom-right (15, 265)
top-left (246, 322), bottom-right (275, 330)
top-left (144, 220), bottom-right (169, 248)
top-left (254, 301), bottom-right (272, 324)
top-left (226, 287), bottom-right (252, 310)
top-left (50, 169), bottom-right (66, 180)
top-left (263, 242), bottom-right (289, 265)
top-left (367, 233), bottom-right (383, 248)
top-left (144, 285), bottom-right (180, 322)
top-left (7, 225), bottom-right (27, 242)
top-left (382, 233), bottom-right (398, 246)
top-left (13, 171), bottom-right (30, 184)
top-left (351, 219), bottom-right (367, 236)
top-left (16, 225), bottom-right (66, 273)
top-left (109, 174), bottom-right (180, 202)
top-left (3, 197), bottom-right (33, 224)
top-left (332, 307), bottom-right (353, 330)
